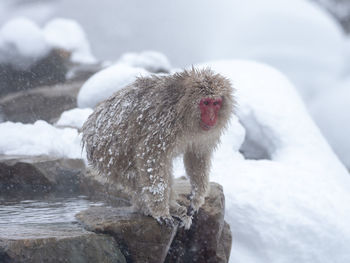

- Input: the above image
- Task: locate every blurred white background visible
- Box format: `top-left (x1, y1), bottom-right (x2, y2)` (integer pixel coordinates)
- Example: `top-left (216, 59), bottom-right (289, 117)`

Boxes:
top-left (1, 0), bottom-right (349, 168)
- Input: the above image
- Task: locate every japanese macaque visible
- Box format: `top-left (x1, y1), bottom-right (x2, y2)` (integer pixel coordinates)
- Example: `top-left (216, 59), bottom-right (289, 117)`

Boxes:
top-left (82, 68), bottom-right (234, 229)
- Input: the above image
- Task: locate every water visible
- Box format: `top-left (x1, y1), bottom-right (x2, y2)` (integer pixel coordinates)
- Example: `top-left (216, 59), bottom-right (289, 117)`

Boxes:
top-left (0, 196), bottom-right (104, 239)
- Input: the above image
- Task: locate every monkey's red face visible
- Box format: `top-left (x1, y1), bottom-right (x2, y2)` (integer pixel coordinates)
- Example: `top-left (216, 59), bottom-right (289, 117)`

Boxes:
top-left (199, 97), bottom-right (222, 131)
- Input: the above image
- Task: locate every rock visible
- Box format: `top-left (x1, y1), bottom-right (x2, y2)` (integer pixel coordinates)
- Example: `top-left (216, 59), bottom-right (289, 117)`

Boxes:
top-left (0, 49), bottom-right (70, 97)
top-left (76, 206), bottom-right (177, 263)
top-left (0, 155), bottom-right (130, 206)
top-left (77, 178), bottom-right (232, 263)
top-left (0, 155), bottom-right (86, 199)
top-left (165, 179), bottom-right (232, 263)
top-left (0, 155), bottom-right (127, 262)
top-left (0, 80), bottom-right (83, 124)
top-left (0, 155), bottom-right (232, 262)
top-left (0, 232), bottom-right (126, 263)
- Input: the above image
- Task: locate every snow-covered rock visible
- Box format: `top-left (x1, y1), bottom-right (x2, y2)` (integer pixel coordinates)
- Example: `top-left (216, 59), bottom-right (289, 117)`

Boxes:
top-left (0, 120), bottom-right (83, 159)
top-left (0, 17), bottom-right (50, 70)
top-left (117, 51), bottom-right (171, 73)
top-left (0, 16), bottom-right (95, 70)
top-left (56, 108), bottom-right (93, 129)
top-left (77, 64), bottom-right (150, 108)
top-left (43, 18), bottom-right (96, 64)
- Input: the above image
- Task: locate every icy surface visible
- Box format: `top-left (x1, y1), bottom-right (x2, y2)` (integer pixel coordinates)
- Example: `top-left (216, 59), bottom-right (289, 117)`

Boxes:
top-left (43, 18), bottom-right (96, 64)
top-left (117, 51), bottom-right (171, 73)
top-left (0, 120), bottom-right (83, 159)
top-left (77, 63), bottom-right (150, 108)
top-left (56, 108), bottom-right (93, 129)
top-left (0, 17), bottom-right (50, 70)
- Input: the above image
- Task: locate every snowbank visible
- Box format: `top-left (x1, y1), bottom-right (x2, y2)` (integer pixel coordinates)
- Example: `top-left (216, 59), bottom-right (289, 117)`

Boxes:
top-left (77, 63), bottom-right (150, 108)
top-left (56, 108), bottom-right (93, 129)
top-left (0, 16), bottom-right (95, 69)
top-left (43, 18), bottom-right (96, 64)
top-left (0, 120), bottom-right (83, 159)
top-left (204, 60), bottom-right (350, 263)
top-left (117, 51), bottom-right (171, 73)
top-left (178, 60), bottom-right (350, 262)
top-left (0, 17), bottom-right (50, 70)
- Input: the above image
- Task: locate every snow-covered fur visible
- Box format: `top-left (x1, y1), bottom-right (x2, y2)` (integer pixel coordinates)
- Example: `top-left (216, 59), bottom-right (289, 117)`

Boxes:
top-left (82, 68), bottom-right (234, 228)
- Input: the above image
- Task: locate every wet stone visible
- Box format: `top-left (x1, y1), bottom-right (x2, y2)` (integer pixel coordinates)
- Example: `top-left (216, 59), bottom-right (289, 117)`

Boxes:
top-left (0, 233), bottom-right (126, 263)
top-left (0, 196), bottom-right (126, 263)
top-left (77, 178), bottom-right (232, 263)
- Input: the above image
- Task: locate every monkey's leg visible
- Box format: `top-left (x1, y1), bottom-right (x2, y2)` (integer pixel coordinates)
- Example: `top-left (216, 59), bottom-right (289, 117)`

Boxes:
top-left (184, 149), bottom-right (211, 215)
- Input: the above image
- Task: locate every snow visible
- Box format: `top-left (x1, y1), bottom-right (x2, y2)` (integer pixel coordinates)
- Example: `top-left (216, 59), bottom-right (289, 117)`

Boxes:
top-left (211, 0), bottom-right (345, 101)
top-left (0, 120), bottom-right (83, 159)
top-left (0, 17), bottom-right (50, 70)
top-left (310, 80), bottom-right (350, 168)
top-left (77, 63), bottom-right (150, 108)
top-left (56, 108), bottom-right (93, 129)
top-left (43, 18), bottom-right (96, 64)
top-left (1, 59), bottom-right (350, 262)
top-left (0, 16), bottom-right (95, 69)
top-left (117, 51), bottom-right (171, 73)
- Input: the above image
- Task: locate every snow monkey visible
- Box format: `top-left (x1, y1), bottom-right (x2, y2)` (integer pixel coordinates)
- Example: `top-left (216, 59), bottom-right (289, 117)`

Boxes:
top-left (82, 68), bottom-right (234, 229)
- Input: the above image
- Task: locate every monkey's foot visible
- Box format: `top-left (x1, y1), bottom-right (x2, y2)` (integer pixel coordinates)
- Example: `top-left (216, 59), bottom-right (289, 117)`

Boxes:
top-left (156, 216), bottom-right (175, 228)
top-left (179, 215), bottom-right (193, 230)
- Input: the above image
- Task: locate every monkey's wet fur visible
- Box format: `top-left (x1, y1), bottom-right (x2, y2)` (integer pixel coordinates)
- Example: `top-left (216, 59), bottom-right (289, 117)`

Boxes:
top-left (82, 68), bottom-right (235, 229)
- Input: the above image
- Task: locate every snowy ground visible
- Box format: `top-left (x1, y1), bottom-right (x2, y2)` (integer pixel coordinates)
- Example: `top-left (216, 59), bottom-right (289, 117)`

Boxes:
top-left (1, 59), bottom-right (350, 263)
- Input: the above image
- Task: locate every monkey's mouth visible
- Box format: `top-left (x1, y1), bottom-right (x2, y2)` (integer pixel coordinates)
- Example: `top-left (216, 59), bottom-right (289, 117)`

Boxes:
top-left (200, 122), bottom-right (214, 131)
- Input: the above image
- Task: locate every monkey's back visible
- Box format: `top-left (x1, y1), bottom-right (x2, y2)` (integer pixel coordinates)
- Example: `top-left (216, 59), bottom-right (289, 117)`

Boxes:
top-left (82, 75), bottom-right (183, 182)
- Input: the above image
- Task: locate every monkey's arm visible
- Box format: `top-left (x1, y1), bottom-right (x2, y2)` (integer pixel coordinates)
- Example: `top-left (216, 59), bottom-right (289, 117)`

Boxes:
top-left (135, 144), bottom-right (174, 225)
top-left (184, 148), bottom-right (212, 214)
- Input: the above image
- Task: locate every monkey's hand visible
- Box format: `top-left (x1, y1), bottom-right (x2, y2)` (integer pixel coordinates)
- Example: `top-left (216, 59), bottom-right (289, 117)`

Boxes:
top-left (170, 202), bottom-right (193, 230)
top-left (188, 193), bottom-right (205, 216)
top-left (156, 216), bottom-right (175, 228)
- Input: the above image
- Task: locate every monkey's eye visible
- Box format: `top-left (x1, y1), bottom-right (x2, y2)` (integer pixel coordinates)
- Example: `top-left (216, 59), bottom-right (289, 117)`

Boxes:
top-left (203, 100), bottom-right (210, 105)
top-left (213, 100), bottom-right (221, 106)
